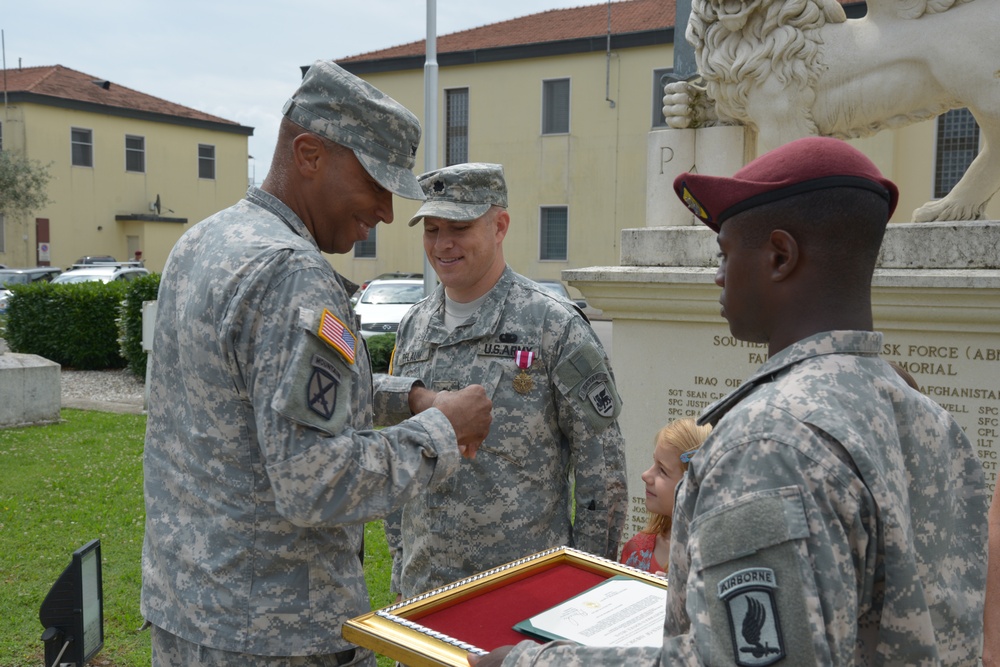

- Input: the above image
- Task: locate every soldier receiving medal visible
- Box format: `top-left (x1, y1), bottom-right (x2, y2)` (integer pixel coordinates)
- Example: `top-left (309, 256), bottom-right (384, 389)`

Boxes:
top-left (381, 162), bottom-right (628, 600)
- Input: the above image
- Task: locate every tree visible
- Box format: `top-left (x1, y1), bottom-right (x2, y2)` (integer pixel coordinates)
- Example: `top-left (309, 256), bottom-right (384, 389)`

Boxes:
top-left (0, 150), bottom-right (51, 217)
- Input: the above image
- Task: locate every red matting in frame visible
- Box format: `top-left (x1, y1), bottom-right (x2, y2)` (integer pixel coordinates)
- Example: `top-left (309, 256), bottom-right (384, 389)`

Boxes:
top-left (343, 547), bottom-right (668, 667)
top-left (410, 561), bottom-right (605, 650)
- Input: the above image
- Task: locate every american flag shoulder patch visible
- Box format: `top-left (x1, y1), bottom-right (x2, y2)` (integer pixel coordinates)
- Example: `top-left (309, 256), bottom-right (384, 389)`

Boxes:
top-left (317, 309), bottom-right (356, 365)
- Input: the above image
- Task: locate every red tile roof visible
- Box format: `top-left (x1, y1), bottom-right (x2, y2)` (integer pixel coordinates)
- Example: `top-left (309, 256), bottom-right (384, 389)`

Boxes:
top-left (2, 64), bottom-right (245, 128)
top-left (338, 0), bottom-right (675, 63)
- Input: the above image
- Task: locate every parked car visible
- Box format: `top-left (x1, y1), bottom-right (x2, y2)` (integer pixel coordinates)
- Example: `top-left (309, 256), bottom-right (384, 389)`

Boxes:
top-left (362, 272), bottom-right (422, 289)
top-left (353, 272), bottom-right (423, 304)
top-left (73, 255), bottom-right (118, 265)
top-left (0, 267), bottom-right (63, 287)
top-left (353, 279), bottom-right (426, 339)
top-left (52, 262), bottom-right (149, 284)
top-left (532, 279), bottom-right (603, 320)
top-left (0, 267), bottom-right (64, 314)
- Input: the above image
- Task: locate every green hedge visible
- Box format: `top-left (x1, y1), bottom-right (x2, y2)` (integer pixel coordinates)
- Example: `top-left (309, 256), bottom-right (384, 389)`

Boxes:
top-left (3, 277), bottom-right (397, 377)
top-left (119, 274), bottom-right (161, 377)
top-left (5, 281), bottom-right (127, 369)
top-left (3, 275), bottom-right (159, 373)
top-left (366, 333), bottom-right (396, 373)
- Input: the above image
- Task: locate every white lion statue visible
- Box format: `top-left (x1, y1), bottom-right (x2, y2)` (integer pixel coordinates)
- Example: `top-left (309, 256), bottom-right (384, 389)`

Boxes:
top-left (662, 0), bottom-right (1000, 222)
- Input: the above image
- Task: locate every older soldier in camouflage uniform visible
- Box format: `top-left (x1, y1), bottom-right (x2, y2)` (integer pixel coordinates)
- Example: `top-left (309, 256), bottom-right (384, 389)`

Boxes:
top-left (473, 138), bottom-right (988, 666)
top-left (383, 163), bottom-right (627, 599)
top-left (141, 61), bottom-right (492, 667)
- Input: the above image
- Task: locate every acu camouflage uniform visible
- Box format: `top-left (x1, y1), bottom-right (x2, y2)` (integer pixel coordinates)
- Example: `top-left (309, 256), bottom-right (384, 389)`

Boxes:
top-left (500, 331), bottom-right (988, 666)
top-left (141, 186), bottom-right (461, 660)
top-left (385, 266), bottom-right (627, 598)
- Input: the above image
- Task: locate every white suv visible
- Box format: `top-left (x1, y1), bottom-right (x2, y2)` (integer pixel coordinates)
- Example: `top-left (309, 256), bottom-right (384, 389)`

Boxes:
top-left (0, 267), bottom-right (64, 313)
top-left (52, 262), bottom-right (150, 284)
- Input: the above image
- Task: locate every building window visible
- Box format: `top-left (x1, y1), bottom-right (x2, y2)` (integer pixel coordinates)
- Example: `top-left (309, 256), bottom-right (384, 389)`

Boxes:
top-left (934, 108), bottom-right (980, 199)
top-left (354, 226), bottom-right (376, 258)
top-left (540, 207), bottom-right (568, 261)
top-left (542, 79), bottom-right (570, 135)
top-left (71, 128), bottom-right (94, 167)
top-left (125, 135), bottom-right (145, 173)
top-left (198, 144), bottom-right (216, 179)
top-left (445, 88), bottom-right (469, 166)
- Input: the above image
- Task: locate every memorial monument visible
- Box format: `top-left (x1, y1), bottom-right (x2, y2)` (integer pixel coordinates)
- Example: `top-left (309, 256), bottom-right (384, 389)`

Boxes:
top-left (569, 0), bottom-right (1000, 542)
top-left (662, 0), bottom-right (1000, 222)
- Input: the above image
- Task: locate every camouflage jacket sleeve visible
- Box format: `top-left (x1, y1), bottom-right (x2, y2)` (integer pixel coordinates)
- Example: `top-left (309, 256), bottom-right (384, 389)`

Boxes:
top-left (549, 316), bottom-right (628, 560)
top-left (502, 640), bottom-right (663, 666)
top-left (242, 257), bottom-right (461, 526)
top-left (372, 372), bottom-right (422, 427)
top-left (669, 425), bottom-right (873, 665)
top-left (384, 505), bottom-right (404, 595)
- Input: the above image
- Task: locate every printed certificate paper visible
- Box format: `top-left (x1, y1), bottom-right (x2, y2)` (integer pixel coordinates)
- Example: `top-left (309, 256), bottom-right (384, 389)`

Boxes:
top-left (514, 575), bottom-right (667, 647)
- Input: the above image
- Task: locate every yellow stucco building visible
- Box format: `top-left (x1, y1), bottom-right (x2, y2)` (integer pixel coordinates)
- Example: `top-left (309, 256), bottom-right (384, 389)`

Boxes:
top-left (1, 65), bottom-right (252, 272)
top-left (332, 0), bottom-right (675, 292)
top-left (331, 0), bottom-right (997, 289)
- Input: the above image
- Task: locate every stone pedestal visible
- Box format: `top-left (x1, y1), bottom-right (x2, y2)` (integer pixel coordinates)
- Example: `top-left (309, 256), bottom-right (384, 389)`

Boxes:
top-left (645, 126), bottom-right (754, 227)
top-left (567, 222), bottom-right (1000, 540)
top-left (0, 353), bottom-right (61, 428)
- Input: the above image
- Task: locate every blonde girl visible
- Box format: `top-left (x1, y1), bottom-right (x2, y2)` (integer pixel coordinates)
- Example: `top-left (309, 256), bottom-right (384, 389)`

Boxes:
top-left (620, 418), bottom-right (712, 574)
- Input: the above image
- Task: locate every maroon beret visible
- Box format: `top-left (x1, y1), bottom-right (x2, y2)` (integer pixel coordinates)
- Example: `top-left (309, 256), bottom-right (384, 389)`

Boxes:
top-left (673, 136), bottom-right (899, 232)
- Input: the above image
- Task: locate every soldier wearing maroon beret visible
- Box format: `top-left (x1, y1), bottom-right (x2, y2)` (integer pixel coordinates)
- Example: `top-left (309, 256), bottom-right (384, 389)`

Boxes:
top-left (472, 137), bottom-right (988, 666)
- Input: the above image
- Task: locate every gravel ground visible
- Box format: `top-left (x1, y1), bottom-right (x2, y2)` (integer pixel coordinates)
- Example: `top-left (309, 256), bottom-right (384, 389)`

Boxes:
top-left (60, 367), bottom-right (146, 413)
top-left (1, 336), bottom-right (146, 413)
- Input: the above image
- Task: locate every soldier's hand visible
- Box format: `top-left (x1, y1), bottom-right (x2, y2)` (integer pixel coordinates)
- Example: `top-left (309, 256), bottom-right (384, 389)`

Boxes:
top-left (468, 646), bottom-right (513, 666)
top-left (431, 385), bottom-right (492, 459)
top-left (407, 385), bottom-right (437, 415)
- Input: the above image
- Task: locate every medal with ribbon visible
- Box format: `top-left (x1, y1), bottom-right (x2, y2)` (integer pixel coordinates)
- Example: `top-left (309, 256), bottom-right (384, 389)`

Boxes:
top-left (513, 349), bottom-right (535, 394)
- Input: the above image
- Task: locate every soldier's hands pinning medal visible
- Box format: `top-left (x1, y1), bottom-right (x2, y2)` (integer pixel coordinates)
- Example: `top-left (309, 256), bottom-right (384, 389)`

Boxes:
top-left (431, 385), bottom-right (493, 459)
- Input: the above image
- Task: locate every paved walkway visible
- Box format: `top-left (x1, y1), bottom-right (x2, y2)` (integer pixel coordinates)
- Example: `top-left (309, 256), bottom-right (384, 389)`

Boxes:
top-left (61, 396), bottom-right (146, 415)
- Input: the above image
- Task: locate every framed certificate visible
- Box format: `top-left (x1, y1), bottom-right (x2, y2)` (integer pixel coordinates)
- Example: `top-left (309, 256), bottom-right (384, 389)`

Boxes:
top-left (342, 546), bottom-right (668, 667)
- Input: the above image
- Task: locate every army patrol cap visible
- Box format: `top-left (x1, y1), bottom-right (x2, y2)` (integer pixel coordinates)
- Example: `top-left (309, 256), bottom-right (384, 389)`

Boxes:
top-left (674, 136), bottom-right (899, 232)
top-left (282, 60), bottom-right (424, 200)
top-left (408, 163), bottom-right (508, 226)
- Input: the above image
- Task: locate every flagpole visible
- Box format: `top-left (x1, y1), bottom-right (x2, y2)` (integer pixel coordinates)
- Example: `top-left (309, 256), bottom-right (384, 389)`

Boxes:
top-left (422, 0), bottom-right (439, 297)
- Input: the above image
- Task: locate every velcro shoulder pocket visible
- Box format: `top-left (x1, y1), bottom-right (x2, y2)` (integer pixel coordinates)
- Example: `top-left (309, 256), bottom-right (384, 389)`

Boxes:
top-left (271, 307), bottom-right (358, 436)
top-left (553, 343), bottom-right (622, 430)
top-left (692, 486), bottom-right (810, 570)
top-left (689, 486), bottom-right (823, 666)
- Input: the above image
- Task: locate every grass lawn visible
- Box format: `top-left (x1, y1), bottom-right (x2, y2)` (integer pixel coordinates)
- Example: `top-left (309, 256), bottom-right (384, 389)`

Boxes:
top-left (0, 409), bottom-right (396, 667)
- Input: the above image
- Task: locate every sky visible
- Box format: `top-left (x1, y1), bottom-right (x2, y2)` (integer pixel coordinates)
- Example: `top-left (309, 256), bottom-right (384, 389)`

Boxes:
top-left (3, 0), bottom-right (596, 186)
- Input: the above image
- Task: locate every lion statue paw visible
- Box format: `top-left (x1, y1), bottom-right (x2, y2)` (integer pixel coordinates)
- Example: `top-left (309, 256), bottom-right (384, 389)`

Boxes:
top-left (913, 198), bottom-right (987, 223)
top-left (662, 80), bottom-right (719, 130)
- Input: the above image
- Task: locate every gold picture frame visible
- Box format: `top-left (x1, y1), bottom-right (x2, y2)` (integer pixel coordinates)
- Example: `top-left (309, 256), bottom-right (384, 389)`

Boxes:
top-left (343, 546), bottom-right (668, 667)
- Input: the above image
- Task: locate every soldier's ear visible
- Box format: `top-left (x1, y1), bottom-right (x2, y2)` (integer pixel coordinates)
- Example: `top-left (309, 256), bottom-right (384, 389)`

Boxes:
top-left (767, 229), bottom-right (798, 282)
top-left (292, 133), bottom-right (325, 176)
top-left (494, 209), bottom-right (510, 243)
